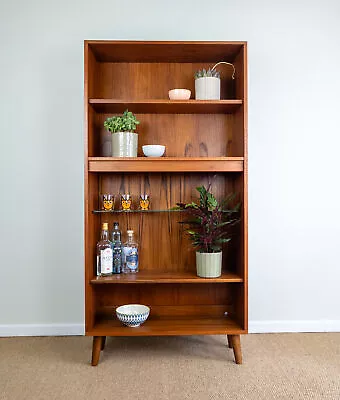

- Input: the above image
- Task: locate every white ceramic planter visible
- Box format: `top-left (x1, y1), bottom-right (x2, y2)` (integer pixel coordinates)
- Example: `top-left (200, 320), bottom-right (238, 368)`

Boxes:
top-left (111, 132), bottom-right (138, 157)
top-left (195, 77), bottom-right (220, 100)
top-left (196, 251), bottom-right (222, 278)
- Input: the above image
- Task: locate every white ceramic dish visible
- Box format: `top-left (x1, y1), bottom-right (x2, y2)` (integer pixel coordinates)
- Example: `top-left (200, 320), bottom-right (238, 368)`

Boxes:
top-left (116, 304), bottom-right (150, 327)
top-left (168, 89), bottom-right (191, 100)
top-left (142, 145), bottom-right (165, 157)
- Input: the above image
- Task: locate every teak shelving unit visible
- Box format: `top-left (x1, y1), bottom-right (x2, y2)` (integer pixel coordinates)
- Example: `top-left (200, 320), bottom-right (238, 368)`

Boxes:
top-left (84, 41), bottom-right (248, 366)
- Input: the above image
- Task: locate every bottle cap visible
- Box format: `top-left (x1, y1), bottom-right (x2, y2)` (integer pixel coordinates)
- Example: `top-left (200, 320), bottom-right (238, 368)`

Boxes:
top-left (127, 230), bottom-right (134, 235)
top-left (102, 222), bottom-right (109, 230)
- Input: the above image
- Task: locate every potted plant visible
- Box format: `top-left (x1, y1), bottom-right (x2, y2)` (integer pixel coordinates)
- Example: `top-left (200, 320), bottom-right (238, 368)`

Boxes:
top-left (175, 185), bottom-right (239, 278)
top-left (104, 110), bottom-right (140, 157)
top-left (194, 62), bottom-right (235, 100)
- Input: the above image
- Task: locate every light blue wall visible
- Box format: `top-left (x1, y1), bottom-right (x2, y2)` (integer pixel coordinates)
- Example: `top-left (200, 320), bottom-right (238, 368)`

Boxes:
top-left (1, 0), bottom-right (340, 334)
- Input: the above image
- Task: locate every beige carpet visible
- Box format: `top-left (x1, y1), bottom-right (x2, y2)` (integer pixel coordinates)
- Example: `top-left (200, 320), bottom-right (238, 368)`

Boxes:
top-left (0, 333), bottom-right (339, 400)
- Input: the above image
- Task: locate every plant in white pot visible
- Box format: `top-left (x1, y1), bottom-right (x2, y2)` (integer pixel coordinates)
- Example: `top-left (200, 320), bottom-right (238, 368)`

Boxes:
top-left (194, 62), bottom-right (235, 100)
top-left (104, 110), bottom-right (140, 157)
top-left (175, 185), bottom-right (239, 278)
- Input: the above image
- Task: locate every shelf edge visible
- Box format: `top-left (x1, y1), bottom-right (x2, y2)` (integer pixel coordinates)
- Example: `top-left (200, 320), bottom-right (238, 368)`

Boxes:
top-left (88, 158), bottom-right (244, 173)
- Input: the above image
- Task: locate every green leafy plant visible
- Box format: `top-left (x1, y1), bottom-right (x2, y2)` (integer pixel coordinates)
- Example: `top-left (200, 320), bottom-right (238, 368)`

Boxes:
top-left (174, 185), bottom-right (240, 253)
top-left (194, 68), bottom-right (220, 80)
top-left (104, 110), bottom-right (140, 133)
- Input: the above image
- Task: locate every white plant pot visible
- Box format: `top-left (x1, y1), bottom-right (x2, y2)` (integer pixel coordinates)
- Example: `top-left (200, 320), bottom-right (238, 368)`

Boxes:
top-left (111, 132), bottom-right (138, 157)
top-left (195, 77), bottom-right (220, 100)
top-left (196, 251), bottom-right (222, 278)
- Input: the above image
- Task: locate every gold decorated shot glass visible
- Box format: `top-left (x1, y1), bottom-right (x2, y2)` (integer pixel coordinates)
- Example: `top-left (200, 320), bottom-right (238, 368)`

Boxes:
top-left (121, 194), bottom-right (132, 211)
top-left (139, 194), bottom-right (150, 210)
top-left (101, 194), bottom-right (115, 211)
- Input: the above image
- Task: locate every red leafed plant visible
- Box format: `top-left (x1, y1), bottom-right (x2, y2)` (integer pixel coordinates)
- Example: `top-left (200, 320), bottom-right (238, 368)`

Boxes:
top-left (174, 185), bottom-right (240, 253)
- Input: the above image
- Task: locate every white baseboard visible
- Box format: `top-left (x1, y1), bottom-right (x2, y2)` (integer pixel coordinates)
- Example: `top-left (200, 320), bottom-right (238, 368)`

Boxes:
top-left (249, 320), bottom-right (340, 333)
top-left (1, 321), bottom-right (339, 337)
top-left (0, 324), bottom-right (84, 337)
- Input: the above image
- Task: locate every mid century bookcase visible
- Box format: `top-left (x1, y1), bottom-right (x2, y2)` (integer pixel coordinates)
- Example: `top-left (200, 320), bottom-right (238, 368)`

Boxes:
top-left (84, 41), bottom-right (248, 365)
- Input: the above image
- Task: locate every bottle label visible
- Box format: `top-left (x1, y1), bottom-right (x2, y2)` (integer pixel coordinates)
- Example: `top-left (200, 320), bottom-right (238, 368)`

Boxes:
top-left (100, 248), bottom-right (113, 273)
top-left (113, 245), bottom-right (122, 272)
top-left (124, 247), bottom-right (138, 271)
top-left (122, 246), bottom-right (131, 264)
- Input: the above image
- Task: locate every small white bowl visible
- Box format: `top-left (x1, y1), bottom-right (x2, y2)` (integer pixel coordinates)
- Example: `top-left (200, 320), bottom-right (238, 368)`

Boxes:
top-left (142, 145), bottom-right (165, 157)
top-left (116, 304), bottom-right (150, 327)
top-left (168, 89), bottom-right (191, 100)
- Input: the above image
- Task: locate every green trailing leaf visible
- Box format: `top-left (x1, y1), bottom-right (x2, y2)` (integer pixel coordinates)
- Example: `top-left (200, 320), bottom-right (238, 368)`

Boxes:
top-left (217, 238), bottom-right (231, 243)
top-left (206, 192), bottom-right (218, 211)
top-left (184, 202), bottom-right (199, 209)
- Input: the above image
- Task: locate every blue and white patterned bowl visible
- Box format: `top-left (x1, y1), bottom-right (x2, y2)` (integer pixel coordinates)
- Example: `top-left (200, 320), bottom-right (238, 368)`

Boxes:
top-left (116, 304), bottom-right (150, 327)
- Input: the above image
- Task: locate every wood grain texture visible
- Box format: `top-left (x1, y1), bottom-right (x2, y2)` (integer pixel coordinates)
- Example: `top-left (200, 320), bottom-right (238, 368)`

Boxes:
top-left (84, 174), bottom-right (100, 332)
top-left (99, 305), bottom-right (233, 318)
top-left (84, 41), bottom-right (248, 345)
top-left (101, 336), bottom-right (106, 351)
top-left (89, 99), bottom-right (242, 114)
top-left (88, 41), bottom-right (245, 63)
top-left (90, 60), bottom-right (241, 158)
top-left (231, 46), bottom-right (246, 157)
top-left (230, 334), bottom-right (243, 364)
top-left (88, 158), bottom-right (244, 172)
top-left (243, 44), bottom-right (249, 333)
top-left (88, 315), bottom-right (245, 336)
top-left (94, 283), bottom-right (234, 308)
top-left (96, 173), bottom-right (240, 273)
top-left (84, 43), bottom-right (99, 332)
top-left (90, 271), bottom-right (243, 284)
top-left (95, 113), bottom-right (234, 158)
top-left (86, 44), bottom-right (97, 99)
top-left (95, 62), bottom-right (235, 100)
top-left (237, 44), bottom-right (248, 332)
top-left (91, 336), bottom-right (103, 366)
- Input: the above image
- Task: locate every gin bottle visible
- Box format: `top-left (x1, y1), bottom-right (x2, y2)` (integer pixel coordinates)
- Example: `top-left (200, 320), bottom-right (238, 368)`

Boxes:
top-left (123, 230), bottom-right (139, 273)
top-left (96, 222), bottom-right (113, 277)
top-left (111, 222), bottom-right (122, 274)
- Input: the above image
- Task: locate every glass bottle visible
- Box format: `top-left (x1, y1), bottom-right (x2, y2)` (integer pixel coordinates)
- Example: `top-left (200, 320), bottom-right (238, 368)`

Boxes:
top-left (123, 230), bottom-right (139, 273)
top-left (111, 222), bottom-right (122, 274)
top-left (96, 222), bottom-right (113, 277)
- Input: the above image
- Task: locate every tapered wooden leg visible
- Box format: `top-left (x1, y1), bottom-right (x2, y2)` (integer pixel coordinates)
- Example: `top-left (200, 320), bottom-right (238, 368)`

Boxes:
top-left (91, 336), bottom-right (103, 366)
top-left (101, 336), bottom-right (106, 351)
top-left (227, 335), bottom-right (233, 348)
top-left (230, 334), bottom-right (242, 364)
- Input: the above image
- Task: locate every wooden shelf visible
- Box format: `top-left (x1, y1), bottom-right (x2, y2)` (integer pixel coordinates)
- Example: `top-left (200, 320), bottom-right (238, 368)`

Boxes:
top-left (88, 157), bottom-right (244, 172)
top-left (92, 209), bottom-right (183, 214)
top-left (92, 209), bottom-right (237, 214)
top-left (87, 315), bottom-right (245, 336)
top-left (89, 99), bottom-right (243, 114)
top-left (88, 40), bottom-right (245, 62)
top-left (91, 271), bottom-right (243, 284)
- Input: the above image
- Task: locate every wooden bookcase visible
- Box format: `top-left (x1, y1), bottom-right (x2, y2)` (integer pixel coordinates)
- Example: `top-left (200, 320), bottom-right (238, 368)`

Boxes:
top-left (84, 41), bottom-right (248, 366)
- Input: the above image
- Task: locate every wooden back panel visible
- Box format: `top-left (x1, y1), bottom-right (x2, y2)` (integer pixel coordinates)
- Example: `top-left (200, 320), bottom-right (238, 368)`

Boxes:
top-left (89, 41), bottom-right (244, 62)
top-left (95, 283), bottom-right (233, 306)
top-left (95, 62), bottom-right (235, 100)
top-left (93, 112), bottom-right (235, 158)
top-left (91, 173), bottom-right (242, 276)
